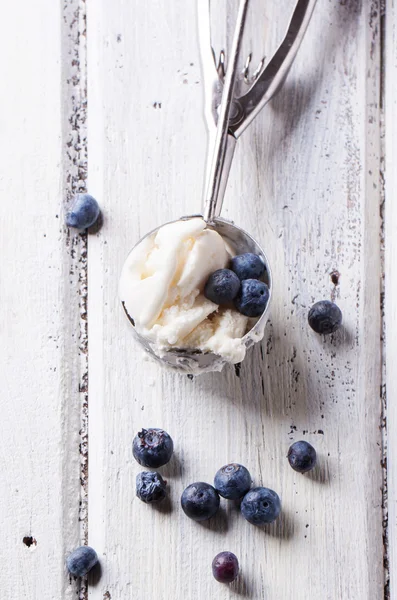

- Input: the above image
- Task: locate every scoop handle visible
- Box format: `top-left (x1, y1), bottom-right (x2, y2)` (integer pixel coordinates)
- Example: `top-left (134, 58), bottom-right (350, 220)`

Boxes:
top-left (202, 0), bottom-right (249, 223)
top-left (203, 134), bottom-right (237, 222)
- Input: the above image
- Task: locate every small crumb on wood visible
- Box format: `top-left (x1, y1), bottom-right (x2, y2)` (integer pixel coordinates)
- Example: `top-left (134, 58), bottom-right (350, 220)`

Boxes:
top-left (330, 270), bottom-right (340, 285)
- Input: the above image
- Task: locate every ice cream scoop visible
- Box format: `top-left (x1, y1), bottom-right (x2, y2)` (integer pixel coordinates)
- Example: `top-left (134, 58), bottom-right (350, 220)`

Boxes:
top-left (120, 216), bottom-right (271, 372)
top-left (120, 0), bottom-right (316, 373)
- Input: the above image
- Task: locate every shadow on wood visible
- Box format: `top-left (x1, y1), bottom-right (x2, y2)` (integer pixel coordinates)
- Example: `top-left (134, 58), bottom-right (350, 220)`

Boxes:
top-left (230, 571), bottom-right (256, 598)
top-left (198, 504), bottom-right (229, 535)
top-left (151, 492), bottom-right (173, 515)
top-left (305, 453), bottom-right (332, 485)
top-left (87, 560), bottom-right (102, 586)
top-left (160, 452), bottom-right (184, 478)
top-left (262, 506), bottom-right (295, 541)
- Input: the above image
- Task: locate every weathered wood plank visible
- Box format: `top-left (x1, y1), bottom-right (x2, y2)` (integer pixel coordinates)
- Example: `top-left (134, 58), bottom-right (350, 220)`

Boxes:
top-left (0, 1), bottom-right (86, 598)
top-left (385, 0), bottom-right (397, 597)
top-left (87, 1), bottom-right (384, 598)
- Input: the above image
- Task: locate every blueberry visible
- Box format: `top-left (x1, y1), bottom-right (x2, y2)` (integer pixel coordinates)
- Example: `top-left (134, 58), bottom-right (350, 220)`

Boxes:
top-left (308, 300), bottom-right (342, 334)
top-left (234, 279), bottom-right (269, 317)
top-left (132, 428), bottom-right (174, 468)
top-left (287, 441), bottom-right (317, 473)
top-left (136, 471), bottom-right (167, 503)
top-left (66, 546), bottom-right (98, 577)
top-left (241, 487), bottom-right (281, 525)
top-left (214, 463), bottom-right (252, 500)
top-left (231, 253), bottom-right (265, 281)
top-left (212, 551), bottom-right (239, 583)
top-left (181, 482), bottom-right (220, 521)
top-left (204, 269), bottom-right (240, 304)
top-left (66, 193), bottom-right (100, 229)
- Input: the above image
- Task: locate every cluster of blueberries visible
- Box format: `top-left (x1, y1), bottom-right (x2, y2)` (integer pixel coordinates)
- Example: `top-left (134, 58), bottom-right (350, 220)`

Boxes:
top-left (132, 428), bottom-right (317, 584)
top-left (133, 428), bottom-right (283, 527)
top-left (66, 432), bottom-right (317, 582)
top-left (204, 252), bottom-right (269, 318)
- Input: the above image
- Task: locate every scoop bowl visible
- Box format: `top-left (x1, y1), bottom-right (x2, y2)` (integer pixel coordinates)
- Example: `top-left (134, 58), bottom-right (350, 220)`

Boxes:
top-left (121, 215), bottom-right (272, 374)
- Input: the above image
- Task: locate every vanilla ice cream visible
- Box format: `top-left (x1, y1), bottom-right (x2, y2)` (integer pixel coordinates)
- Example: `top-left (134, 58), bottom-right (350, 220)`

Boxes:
top-left (119, 217), bottom-right (249, 363)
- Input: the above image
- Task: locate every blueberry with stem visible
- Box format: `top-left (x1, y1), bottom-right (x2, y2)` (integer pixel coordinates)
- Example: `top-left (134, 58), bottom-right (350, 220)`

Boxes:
top-left (132, 428), bottom-right (173, 468)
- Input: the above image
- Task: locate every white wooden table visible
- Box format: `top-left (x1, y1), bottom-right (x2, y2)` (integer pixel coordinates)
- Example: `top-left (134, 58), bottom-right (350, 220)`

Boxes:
top-left (1, 0), bottom-right (396, 598)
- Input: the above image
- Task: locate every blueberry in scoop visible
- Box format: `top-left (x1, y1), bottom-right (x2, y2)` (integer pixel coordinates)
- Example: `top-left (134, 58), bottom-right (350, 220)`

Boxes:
top-left (231, 252), bottom-right (265, 281)
top-left (204, 269), bottom-right (241, 304)
top-left (234, 279), bottom-right (269, 317)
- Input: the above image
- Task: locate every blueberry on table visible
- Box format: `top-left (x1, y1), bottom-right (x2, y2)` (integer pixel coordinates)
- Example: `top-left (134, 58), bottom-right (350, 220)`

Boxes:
top-left (132, 428), bottom-right (174, 468)
top-left (231, 253), bottom-right (265, 281)
top-left (204, 269), bottom-right (241, 304)
top-left (136, 471), bottom-right (167, 503)
top-left (66, 193), bottom-right (100, 229)
top-left (212, 551), bottom-right (240, 583)
top-left (308, 300), bottom-right (342, 334)
top-left (181, 482), bottom-right (220, 521)
top-left (234, 279), bottom-right (269, 317)
top-left (241, 487), bottom-right (281, 525)
top-left (214, 463), bottom-right (252, 500)
top-left (66, 546), bottom-right (98, 577)
top-left (287, 440), bottom-right (317, 473)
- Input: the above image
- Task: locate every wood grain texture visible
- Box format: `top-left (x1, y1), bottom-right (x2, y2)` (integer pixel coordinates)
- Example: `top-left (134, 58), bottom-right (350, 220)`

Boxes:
top-left (386, 0), bottom-right (396, 597)
top-left (86, 1), bottom-right (384, 599)
top-left (0, 0), bottom-right (86, 598)
top-left (0, 0), bottom-right (387, 598)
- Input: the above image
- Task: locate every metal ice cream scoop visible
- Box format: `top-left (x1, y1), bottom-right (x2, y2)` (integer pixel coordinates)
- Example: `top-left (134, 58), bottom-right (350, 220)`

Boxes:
top-left (121, 0), bottom-right (317, 374)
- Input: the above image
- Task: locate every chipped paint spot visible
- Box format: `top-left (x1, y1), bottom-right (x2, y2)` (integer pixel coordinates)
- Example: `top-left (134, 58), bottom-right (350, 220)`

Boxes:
top-left (23, 536), bottom-right (37, 548)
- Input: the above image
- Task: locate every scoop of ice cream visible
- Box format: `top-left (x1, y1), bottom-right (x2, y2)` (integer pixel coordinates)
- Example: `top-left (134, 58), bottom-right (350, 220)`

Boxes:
top-left (119, 217), bottom-right (249, 363)
top-left (183, 308), bottom-right (249, 363)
